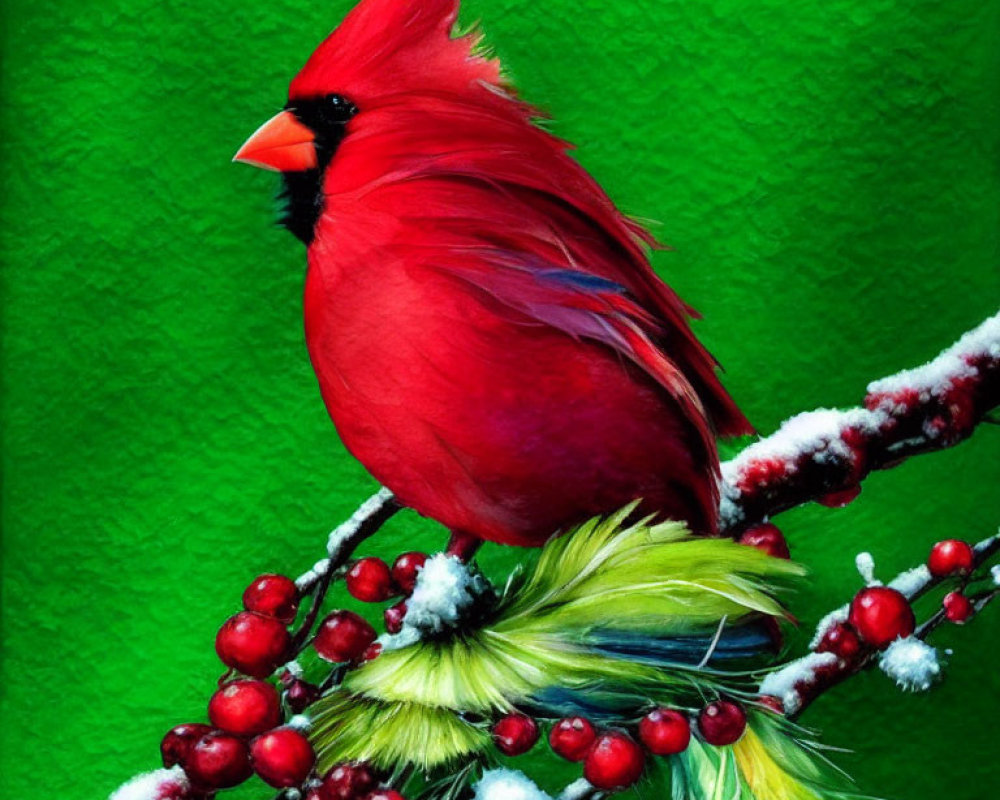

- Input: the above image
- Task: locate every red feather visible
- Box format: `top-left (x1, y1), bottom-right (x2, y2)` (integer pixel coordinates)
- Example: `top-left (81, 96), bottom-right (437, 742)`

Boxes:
top-left (286, 0), bottom-right (751, 545)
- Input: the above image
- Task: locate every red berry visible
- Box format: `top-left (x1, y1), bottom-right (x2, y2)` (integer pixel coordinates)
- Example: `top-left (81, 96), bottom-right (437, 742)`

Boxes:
top-left (362, 642), bottom-right (383, 662)
top-left (384, 601), bottom-right (407, 634)
top-left (161, 723), bottom-right (213, 768)
top-left (757, 695), bottom-right (785, 715)
top-left (927, 540), bottom-right (974, 578)
top-left (346, 558), bottom-right (396, 603)
top-left (698, 700), bottom-right (747, 746)
top-left (250, 727), bottom-right (316, 788)
top-left (243, 574), bottom-right (300, 623)
top-left (943, 591), bottom-right (974, 624)
top-left (285, 679), bottom-right (321, 714)
top-left (639, 708), bottom-right (691, 755)
top-left (320, 762), bottom-right (379, 800)
top-left (815, 622), bottom-right (863, 660)
top-left (738, 523), bottom-right (790, 559)
top-left (186, 732), bottom-right (253, 790)
top-left (492, 713), bottom-right (539, 756)
top-left (366, 792), bottom-right (406, 800)
top-left (314, 611), bottom-right (377, 663)
top-left (216, 611), bottom-right (290, 678)
top-left (391, 552), bottom-right (428, 595)
top-left (848, 586), bottom-right (915, 650)
top-left (548, 716), bottom-right (597, 762)
top-left (818, 485), bottom-right (862, 508)
top-left (583, 731), bottom-right (645, 790)
top-left (208, 680), bottom-right (282, 737)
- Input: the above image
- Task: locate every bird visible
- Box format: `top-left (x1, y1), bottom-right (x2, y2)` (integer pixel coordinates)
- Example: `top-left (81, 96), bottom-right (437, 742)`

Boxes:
top-left (234, 0), bottom-right (752, 551)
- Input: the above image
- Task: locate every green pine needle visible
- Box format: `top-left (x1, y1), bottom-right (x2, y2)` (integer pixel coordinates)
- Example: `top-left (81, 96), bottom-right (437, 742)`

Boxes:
top-left (311, 690), bottom-right (489, 772)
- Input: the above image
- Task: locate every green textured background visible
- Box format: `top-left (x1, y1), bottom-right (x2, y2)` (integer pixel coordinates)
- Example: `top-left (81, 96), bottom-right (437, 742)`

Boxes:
top-left (2, 1), bottom-right (999, 798)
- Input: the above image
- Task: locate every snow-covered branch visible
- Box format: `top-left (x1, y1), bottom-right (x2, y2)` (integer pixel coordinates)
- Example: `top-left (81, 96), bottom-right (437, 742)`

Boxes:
top-left (720, 311), bottom-right (1000, 535)
top-left (291, 488), bottom-right (400, 650)
top-left (759, 531), bottom-right (1000, 718)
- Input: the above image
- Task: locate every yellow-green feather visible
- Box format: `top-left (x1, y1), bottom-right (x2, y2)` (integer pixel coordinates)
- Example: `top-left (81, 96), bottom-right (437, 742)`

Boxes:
top-left (312, 509), bottom-right (805, 772)
top-left (674, 712), bottom-right (867, 800)
top-left (311, 691), bottom-right (489, 773)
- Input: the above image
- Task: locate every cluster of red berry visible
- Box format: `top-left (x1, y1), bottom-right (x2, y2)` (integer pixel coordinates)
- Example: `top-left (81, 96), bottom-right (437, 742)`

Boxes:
top-left (158, 572), bottom-right (413, 800)
top-left (929, 540), bottom-right (976, 623)
top-left (309, 551), bottom-right (429, 666)
top-left (816, 539), bottom-right (976, 663)
top-left (160, 575), bottom-right (313, 796)
top-left (305, 763), bottom-right (403, 800)
top-left (343, 552), bottom-right (427, 634)
top-left (489, 699), bottom-right (748, 791)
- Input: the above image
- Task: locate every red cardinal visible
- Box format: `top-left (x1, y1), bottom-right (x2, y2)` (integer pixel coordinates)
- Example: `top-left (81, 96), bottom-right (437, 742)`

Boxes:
top-left (235, 0), bottom-right (751, 548)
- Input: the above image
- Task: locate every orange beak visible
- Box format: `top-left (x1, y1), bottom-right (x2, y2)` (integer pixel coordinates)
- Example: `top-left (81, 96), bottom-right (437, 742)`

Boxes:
top-left (233, 110), bottom-right (318, 172)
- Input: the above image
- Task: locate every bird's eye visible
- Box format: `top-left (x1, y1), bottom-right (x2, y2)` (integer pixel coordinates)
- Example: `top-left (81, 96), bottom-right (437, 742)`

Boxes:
top-left (331, 95), bottom-right (359, 117)
top-left (287, 95), bottom-right (358, 132)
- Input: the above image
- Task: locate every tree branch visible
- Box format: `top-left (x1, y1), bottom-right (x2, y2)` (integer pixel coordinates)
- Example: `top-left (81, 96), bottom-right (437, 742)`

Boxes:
top-left (719, 312), bottom-right (1000, 536)
top-left (758, 531), bottom-right (1000, 718)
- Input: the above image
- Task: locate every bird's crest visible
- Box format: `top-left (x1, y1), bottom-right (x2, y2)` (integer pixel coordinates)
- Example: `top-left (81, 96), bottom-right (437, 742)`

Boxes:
top-left (289, 0), bottom-right (504, 106)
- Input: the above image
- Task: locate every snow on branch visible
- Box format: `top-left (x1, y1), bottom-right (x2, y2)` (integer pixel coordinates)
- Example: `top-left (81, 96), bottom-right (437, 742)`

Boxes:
top-left (759, 532), bottom-right (1000, 717)
top-left (719, 311), bottom-right (1000, 535)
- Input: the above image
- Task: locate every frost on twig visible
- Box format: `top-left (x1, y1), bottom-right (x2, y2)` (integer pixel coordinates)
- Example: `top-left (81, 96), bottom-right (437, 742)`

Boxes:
top-left (296, 488), bottom-right (399, 591)
top-left (720, 311), bottom-right (1000, 535)
top-left (759, 532), bottom-right (1000, 718)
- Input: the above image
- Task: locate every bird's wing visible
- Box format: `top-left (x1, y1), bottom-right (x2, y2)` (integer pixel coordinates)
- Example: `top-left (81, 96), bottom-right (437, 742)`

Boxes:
top-left (328, 93), bottom-right (752, 437)
top-left (427, 253), bottom-right (716, 472)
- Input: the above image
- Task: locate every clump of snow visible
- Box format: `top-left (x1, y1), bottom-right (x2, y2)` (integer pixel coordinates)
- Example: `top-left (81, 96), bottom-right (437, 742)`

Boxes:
top-left (110, 767), bottom-right (188, 800)
top-left (855, 552), bottom-right (878, 585)
top-left (473, 769), bottom-right (552, 800)
top-left (759, 651), bottom-right (839, 716)
top-left (379, 554), bottom-right (495, 652)
top-left (558, 779), bottom-right (596, 800)
top-left (888, 565), bottom-right (931, 599)
top-left (718, 483), bottom-right (744, 528)
top-left (867, 312), bottom-right (999, 399)
top-left (404, 554), bottom-right (492, 633)
top-left (808, 605), bottom-right (849, 650)
top-left (879, 636), bottom-right (941, 692)
top-left (992, 565), bottom-right (1000, 587)
top-left (287, 714), bottom-right (311, 731)
top-left (727, 409), bottom-right (872, 474)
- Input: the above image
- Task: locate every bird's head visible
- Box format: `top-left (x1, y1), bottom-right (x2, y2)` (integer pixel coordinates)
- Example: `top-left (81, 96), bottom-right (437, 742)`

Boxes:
top-left (234, 0), bottom-right (506, 243)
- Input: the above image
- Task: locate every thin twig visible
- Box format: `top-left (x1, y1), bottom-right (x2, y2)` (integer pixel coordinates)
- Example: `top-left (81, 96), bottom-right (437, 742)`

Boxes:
top-left (291, 489), bottom-right (401, 651)
top-left (760, 531), bottom-right (1000, 719)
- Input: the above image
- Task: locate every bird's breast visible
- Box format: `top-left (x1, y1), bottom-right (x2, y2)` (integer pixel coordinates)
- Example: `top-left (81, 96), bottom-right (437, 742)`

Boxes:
top-left (302, 249), bottom-right (710, 543)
